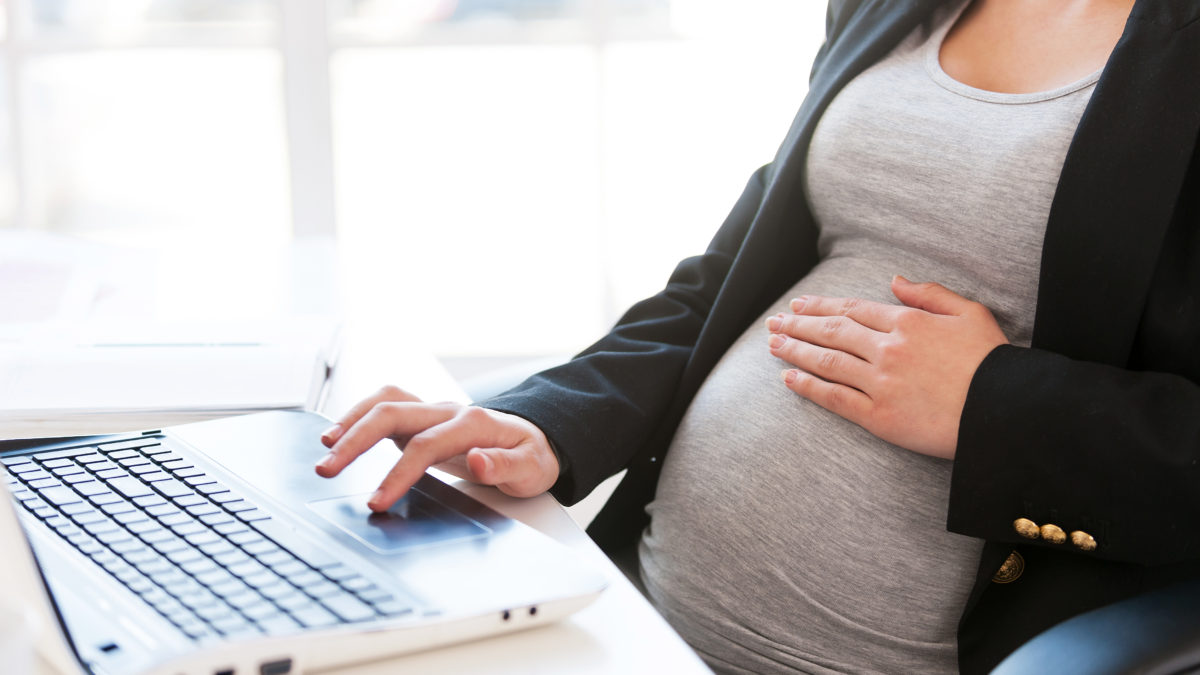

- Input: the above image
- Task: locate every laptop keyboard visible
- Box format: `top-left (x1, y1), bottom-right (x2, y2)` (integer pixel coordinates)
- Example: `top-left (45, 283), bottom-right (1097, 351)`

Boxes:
top-left (2, 437), bottom-right (415, 643)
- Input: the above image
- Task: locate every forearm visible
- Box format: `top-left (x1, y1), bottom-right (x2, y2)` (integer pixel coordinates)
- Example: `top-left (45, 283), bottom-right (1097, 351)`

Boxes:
top-left (948, 344), bottom-right (1200, 565)
top-left (482, 164), bottom-right (773, 504)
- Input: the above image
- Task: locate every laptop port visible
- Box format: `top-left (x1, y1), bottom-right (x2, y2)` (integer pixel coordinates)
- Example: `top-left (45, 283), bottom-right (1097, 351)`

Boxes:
top-left (260, 658), bottom-right (293, 675)
top-left (215, 669), bottom-right (234, 675)
top-left (501, 610), bottom-right (512, 621)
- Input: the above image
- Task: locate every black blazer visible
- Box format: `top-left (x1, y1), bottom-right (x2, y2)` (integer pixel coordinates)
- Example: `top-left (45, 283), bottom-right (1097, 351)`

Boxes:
top-left (484, 0), bottom-right (1200, 670)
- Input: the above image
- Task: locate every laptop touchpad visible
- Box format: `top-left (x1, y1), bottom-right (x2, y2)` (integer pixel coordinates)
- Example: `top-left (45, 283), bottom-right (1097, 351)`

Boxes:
top-left (307, 491), bottom-right (491, 554)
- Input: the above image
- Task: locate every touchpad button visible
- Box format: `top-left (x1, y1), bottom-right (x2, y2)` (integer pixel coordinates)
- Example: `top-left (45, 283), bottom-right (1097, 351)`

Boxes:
top-left (307, 491), bottom-right (491, 554)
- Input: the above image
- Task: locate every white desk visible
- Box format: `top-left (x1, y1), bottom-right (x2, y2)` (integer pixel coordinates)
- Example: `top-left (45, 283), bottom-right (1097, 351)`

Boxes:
top-left (1, 233), bottom-right (710, 674)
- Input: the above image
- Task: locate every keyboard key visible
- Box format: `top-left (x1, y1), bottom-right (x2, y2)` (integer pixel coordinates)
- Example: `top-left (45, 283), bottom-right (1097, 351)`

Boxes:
top-left (258, 582), bottom-right (297, 600)
top-left (209, 492), bottom-right (243, 504)
top-left (257, 551), bottom-right (292, 567)
top-left (22, 469), bottom-right (53, 482)
top-left (76, 453), bottom-right (105, 464)
top-left (356, 587), bottom-right (396, 605)
top-left (172, 522), bottom-right (208, 537)
top-left (99, 439), bottom-right (160, 453)
top-left (222, 500), bottom-right (257, 513)
top-left (195, 483), bottom-right (230, 496)
top-left (143, 445), bottom-right (171, 456)
top-left (127, 520), bottom-right (162, 534)
top-left (253, 519), bottom-right (342, 569)
top-left (186, 503), bottom-right (220, 517)
top-left (135, 495), bottom-right (168, 508)
top-left (199, 540), bottom-right (236, 557)
top-left (321, 594), bottom-right (376, 622)
top-left (40, 486), bottom-right (82, 505)
top-left (62, 473), bottom-right (97, 485)
top-left (106, 449), bottom-right (141, 461)
top-left (100, 501), bottom-right (136, 515)
top-left (255, 614), bottom-right (300, 635)
top-left (244, 571), bottom-right (284, 589)
top-left (128, 464), bottom-right (161, 476)
top-left (183, 474), bottom-right (217, 487)
top-left (200, 512), bottom-right (236, 526)
top-left (28, 478), bottom-right (62, 490)
top-left (117, 456), bottom-right (152, 468)
top-left (211, 579), bottom-right (251, 598)
top-left (173, 495), bottom-right (206, 507)
top-left (236, 509), bottom-right (270, 523)
top-left (41, 458), bottom-right (76, 469)
top-left (303, 581), bottom-right (343, 599)
top-left (374, 600), bottom-right (414, 617)
top-left (195, 567), bottom-right (236, 587)
top-left (74, 481), bottom-right (110, 497)
top-left (94, 468), bottom-right (128, 481)
top-left (109, 477), bottom-right (151, 498)
top-left (153, 479), bottom-right (189, 497)
top-left (274, 592), bottom-right (311, 611)
top-left (241, 602), bottom-right (279, 621)
top-left (141, 471), bottom-right (172, 482)
top-left (146, 504), bottom-right (180, 518)
top-left (213, 521), bottom-right (248, 535)
top-left (173, 467), bottom-right (204, 479)
top-left (184, 531), bottom-right (221, 547)
top-left (90, 493), bottom-right (124, 506)
top-left (112, 508), bottom-right (149, 525)
top-left (160, 459), bottom-right (192, 471)
top-left (225, 590), bottom-right (266, 610)
top-left (2, 456), bottom-right (35, 467)
top-left (166, 549), bottom-right (204, 565)
top-left (227, 531), bottom-right (262, 546)
top-left (160, 513), bottom-right (193, 527)
top-left (290, 605), bottom-right (340, 628)
top-left (48, 463), bottom-right (83, 475)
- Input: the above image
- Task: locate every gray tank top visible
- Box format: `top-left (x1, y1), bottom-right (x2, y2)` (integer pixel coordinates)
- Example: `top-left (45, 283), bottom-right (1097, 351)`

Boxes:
top-left (637, 3), bottom-right (1100, 673)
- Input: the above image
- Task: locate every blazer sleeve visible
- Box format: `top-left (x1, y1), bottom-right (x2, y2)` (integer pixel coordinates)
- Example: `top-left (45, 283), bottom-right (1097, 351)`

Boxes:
top-left (480, 164), bottom-right (773, 505)
top-left (948, 344), bottom-right (1200, 566)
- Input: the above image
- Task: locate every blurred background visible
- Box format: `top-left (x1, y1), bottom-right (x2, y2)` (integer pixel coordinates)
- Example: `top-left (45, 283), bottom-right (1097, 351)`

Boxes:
top-left (0, 0), bottom-right (825, 383)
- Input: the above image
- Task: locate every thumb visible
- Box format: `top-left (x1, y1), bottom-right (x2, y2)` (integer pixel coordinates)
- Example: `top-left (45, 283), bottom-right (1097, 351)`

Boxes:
top-left (466, 447), bottom-right (508, 484)
top-left (891, 275), bottom-right (971, 316)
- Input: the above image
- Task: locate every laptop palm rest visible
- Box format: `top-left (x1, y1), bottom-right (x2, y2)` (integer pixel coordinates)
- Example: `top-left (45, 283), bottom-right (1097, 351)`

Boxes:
top-left (307, 491), bottom-right (491, 555)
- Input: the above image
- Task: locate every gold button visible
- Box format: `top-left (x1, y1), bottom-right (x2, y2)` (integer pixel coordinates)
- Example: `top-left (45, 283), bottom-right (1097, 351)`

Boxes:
top-left (992, 551), bottom-right (1025, 584)
top-left (1070, 530), bottom-right (1097, 551)
top-left (1039, 524), bottom-right (1066, 544)
top-left (1013, 518), bottom-right (1040, 539)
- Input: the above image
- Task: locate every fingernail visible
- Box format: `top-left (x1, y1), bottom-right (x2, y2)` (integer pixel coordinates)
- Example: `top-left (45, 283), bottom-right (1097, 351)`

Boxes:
top-left (783, 369), bottom-right (798, 384)
top-left (478, 453), bottom-right (495, 476)
top-left (765, 315), bottom-right (782, 332)
top-left (790, 297), bottom-right (807, 313)
top-left (316, 453), bottom-right (335, 469)
top-left (321, 424), bottom-right (343, 444)
top-left (368, 490), bottom-right (387, 510)
top-left (894, 275), bottom-right (911, 285)
top-left (768, 334), bottom-right (786, 350)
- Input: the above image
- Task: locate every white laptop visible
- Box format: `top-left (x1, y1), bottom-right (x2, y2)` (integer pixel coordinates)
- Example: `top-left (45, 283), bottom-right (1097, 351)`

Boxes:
top-left (0, 410), bottom-right (606, 675)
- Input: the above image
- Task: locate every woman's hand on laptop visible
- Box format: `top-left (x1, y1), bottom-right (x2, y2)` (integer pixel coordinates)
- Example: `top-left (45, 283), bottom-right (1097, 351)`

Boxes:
top-left (313, 385), bottom-right (560, 512)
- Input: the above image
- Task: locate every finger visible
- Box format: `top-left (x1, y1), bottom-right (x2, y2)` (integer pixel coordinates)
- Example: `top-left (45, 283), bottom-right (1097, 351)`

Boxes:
top-left (890, 276), bottom-right (972, 316)
top-left (769, 334), bottom-right (873, 390)
top-left (320, 384), bottom-right (420, 447)
top-left (368, 408), bottom-right (524, 510)
top-left (766, 312), bottom-right (882, 362)
top-left (781, 368), bottom-right (872, 424)
top-left (465, 446), bottom-right (558, 498)
top-left (790, 294), bottom-right (898, 332)
top-left (316, 401), bottom-right (458, 478)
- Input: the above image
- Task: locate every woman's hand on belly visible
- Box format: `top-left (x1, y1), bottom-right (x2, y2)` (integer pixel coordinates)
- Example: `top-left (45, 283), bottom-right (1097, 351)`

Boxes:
top-left (766, 275), bottom-right (1008, 460)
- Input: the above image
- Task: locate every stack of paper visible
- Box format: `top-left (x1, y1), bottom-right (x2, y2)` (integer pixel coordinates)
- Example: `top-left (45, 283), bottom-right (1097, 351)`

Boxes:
top-left (0, 323), bottom-right (339, 440)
